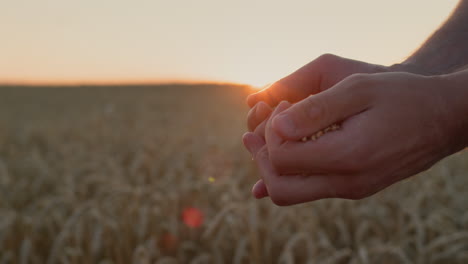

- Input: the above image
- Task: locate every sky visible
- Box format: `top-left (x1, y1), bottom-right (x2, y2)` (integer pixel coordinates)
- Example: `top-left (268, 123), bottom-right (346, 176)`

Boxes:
top-left (0, 0), bottom-right (460, 86)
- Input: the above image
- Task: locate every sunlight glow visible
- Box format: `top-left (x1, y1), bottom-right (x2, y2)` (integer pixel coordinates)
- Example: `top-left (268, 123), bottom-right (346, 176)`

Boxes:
top-left (0, 0), bottom-right (459, 86)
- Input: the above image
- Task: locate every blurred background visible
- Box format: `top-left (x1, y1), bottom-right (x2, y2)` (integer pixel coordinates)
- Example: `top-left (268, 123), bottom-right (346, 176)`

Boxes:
top-left (0, 0), bottom-right (459, 86)
top-left (1, 0), bottom-right (468, 263)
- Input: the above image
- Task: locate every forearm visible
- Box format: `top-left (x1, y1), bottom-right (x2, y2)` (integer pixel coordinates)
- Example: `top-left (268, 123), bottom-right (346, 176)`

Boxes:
top-left (396, 1), bottom-right (468, 75)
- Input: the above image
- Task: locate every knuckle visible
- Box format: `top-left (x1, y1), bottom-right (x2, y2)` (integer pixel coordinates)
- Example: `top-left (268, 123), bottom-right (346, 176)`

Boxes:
top-left (305, 94), bottom-right (328, 121)
top-left (315, 53), bottom-right (339, 65)
top-left (343, 73), bottom-right (376, 98)
top-left (346, 73), bottom-right (378, 88)
top-left (346, 73), bottom-right (369, 85)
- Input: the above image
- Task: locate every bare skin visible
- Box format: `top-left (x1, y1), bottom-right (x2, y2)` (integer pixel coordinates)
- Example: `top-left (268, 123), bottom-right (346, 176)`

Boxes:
top-left (244, 72), bottom-right (468, 205)
top-left (244, 1), bottom-right (468, 205)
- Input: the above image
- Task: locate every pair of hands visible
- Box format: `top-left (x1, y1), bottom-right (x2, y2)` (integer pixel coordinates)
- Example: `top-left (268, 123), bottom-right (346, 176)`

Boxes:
top-left (243, 54), bottom-right (464, 206)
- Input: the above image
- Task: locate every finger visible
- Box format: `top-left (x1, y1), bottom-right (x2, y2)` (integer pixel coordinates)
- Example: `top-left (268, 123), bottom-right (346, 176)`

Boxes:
top-left (269, 111), bottom-right (372, 175)
top-left (264, 172), bottom-right (371, 205)
top-left (247, 103), bottom-right (259, 131)
top-left (252, 103), bottom-right (275, 139)
top-left (243, 133), bottom-right (269, 199)
top-left (242, 132), bottom-right (266, 157)
top-left (272, 75), bottom-right (373, 140)
top-left (250, 132), bottom-right (358, 205)
top-left (253, 119), bottom-right (267, 139)
top-left (247, 71), bottom-right (322, 108)
top-left (265, 101), bottom-right (292, 149)
top-left (252, 180), bottom-right (269, 199)
top-left (243, 133), bottom-right (275, 199)
top-left (247, 131), bottom-right (363, 205)
top-left (246, 54), bottom-right (384, 108)
top-left (247, 133), bottom-right (279, 196)
top-left (247, 101), bottom-right (272, 132)
top-left (246, 54), bottom-right (347, 108)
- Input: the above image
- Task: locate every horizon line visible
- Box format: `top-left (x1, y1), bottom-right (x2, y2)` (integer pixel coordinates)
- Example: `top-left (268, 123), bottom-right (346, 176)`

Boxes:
top-left (0, 78), bottom-right (254, 87)
top-left (0, 79), bottom-right (252, 88)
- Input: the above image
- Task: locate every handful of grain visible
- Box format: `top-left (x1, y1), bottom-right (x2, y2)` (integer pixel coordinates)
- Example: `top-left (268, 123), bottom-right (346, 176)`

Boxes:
top-left (301, 123), bottom-right (340, 142)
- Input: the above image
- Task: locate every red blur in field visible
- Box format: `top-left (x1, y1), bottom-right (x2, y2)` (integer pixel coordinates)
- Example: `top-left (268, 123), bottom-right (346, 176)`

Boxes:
top-left (182, 207), bottom-right (204, 228)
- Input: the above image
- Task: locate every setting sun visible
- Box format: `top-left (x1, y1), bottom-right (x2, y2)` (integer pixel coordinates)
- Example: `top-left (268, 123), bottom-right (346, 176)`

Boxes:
top-left (0, 0), bottom-right (459, 86)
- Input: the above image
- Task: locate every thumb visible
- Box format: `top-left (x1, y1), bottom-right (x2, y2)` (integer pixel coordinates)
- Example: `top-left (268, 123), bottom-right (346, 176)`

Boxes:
top-left (271, 76), bottom-right (373, 140)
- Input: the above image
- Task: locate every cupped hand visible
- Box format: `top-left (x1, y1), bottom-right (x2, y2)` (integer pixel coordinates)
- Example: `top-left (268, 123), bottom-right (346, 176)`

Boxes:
top-left (247, 54), bottom-right (390, 132)
top-left (244, 72), bottom-right (465, 205)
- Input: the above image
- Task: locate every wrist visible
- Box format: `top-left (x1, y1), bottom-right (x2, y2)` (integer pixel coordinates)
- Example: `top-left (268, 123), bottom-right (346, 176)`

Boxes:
top-left (437, 72), bottom-right (468, 151)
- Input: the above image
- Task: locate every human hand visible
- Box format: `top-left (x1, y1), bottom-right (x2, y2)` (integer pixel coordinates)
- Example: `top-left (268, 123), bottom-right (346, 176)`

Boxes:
top-left (247, 54), bottom-right (391, 132)
top-left (244, 72), bottom-right (467, 205)
top-left (246, 54), bottom-right (433, 133)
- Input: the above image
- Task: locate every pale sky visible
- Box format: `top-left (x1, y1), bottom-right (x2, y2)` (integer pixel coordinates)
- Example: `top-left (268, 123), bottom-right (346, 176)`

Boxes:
top-left (0, 0), bottom-right (459, 86)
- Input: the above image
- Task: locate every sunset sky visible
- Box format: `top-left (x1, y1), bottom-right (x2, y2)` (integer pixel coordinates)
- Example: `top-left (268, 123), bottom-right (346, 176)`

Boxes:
top-left (0, 0), bottom-right (459, 86)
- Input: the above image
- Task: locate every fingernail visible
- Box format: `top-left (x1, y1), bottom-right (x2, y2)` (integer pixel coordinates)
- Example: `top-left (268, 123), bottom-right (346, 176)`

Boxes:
top-left (273, 114), bottom-right (296, 137)
top-left (277, 101), bottom-right (291, 111)
top-left (247, 104), bottom-right (258, 131)
top-left (242, 132), bottom-right (261, 160)
top-left (251, 181), bottom-right (260, 194)
top-left (252, 180), bottom-right (267, 199)
top-left (242, 132), bottom-right (254, 154)
top-left (242, 132), bottom-right (265, 160)
top-left (246, 94), bottom-right (256, 107)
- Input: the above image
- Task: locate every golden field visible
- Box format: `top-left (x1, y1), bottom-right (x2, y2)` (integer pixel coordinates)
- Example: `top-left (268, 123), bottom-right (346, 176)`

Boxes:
top-left (0, 84), bottom-right (467, 264)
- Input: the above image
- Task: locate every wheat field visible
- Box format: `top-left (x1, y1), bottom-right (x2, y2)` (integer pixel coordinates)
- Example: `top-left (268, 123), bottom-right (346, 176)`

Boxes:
top-left (0, 84), bottom-right (467, 264)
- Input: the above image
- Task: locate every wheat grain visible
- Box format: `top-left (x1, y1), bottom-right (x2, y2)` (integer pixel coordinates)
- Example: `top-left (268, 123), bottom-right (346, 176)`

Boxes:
top-left (300, 123), bottom-right (341, 142)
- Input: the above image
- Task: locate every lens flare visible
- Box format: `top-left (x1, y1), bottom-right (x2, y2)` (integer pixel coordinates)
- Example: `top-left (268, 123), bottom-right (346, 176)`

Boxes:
top-left (182, 207), bottom-right (204, 228)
